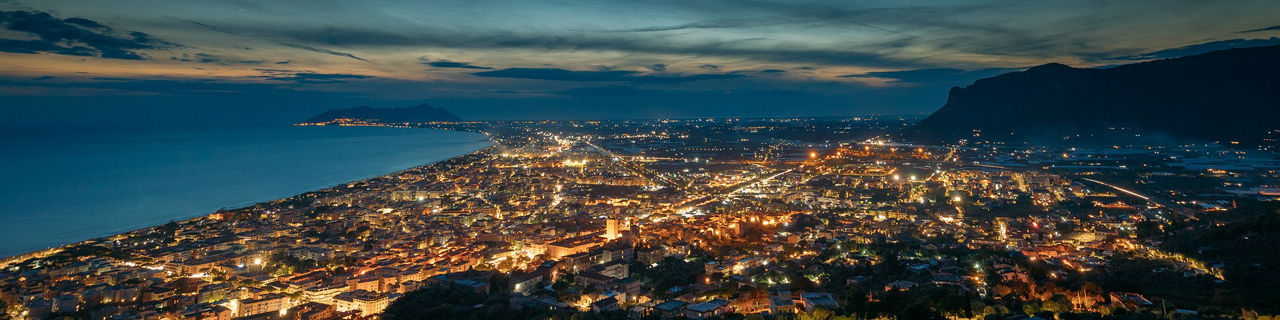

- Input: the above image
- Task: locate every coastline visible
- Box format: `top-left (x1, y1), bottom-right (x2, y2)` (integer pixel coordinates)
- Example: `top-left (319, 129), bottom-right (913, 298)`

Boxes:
top-left (0, 127), bottom-right (493, 263)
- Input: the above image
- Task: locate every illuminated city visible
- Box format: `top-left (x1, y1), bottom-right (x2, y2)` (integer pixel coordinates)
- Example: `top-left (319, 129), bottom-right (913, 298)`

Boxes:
top-left (3, 1), bottom-right (1280, 320)
top-left (3, 117), bottom-right (1279, 319)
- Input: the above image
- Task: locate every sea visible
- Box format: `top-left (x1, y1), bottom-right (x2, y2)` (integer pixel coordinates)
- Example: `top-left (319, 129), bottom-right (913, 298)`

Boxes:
top-left (0, 126), bottom-right (491, 257)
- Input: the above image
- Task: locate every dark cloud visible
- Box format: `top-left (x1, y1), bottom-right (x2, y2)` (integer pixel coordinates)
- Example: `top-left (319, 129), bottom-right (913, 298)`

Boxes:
top-left (420, 58), bottom-right (491, 69)
top-left (170, 17), bottom-right (227, 34)
top-left (758, 69), bottom-right (786, 73)
top-left (0, 38), bottom-right (94, 56)
top-left (1240, 25), bottom-right (1280, 33)
top-left (169, 17), bottom-right (371, 64)
top-left (472, 68), bottom-right (633, 81)
top-left (470, 67), bottom-right (742, 84)
top-left (1114, 37), bottom-right (1280, 60)
top-left (841, 67), bottom-right (1016, 85)
top-left (599, 9), bottom-right (910, 37)
top-left (277, 42), bottom-right (372, 63)
top-left (649, 64), bottom-right (667, 72)
top-left (61, 17), bottom-right (104, 29)
top-left (170, 53), bottom-right (265, 65)
top-left (0, 10), bottom-right (170, 60)
top-left (171, 17), bottom-right (369, 64)
top-left (254, 69), bottom-right (374, 84)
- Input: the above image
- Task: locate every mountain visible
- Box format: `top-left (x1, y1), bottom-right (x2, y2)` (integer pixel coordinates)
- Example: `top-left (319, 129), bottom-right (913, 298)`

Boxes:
top-left (907, 44), bottom-right (1280, 146)
top-left (301, 103), bottom-right (462, 125)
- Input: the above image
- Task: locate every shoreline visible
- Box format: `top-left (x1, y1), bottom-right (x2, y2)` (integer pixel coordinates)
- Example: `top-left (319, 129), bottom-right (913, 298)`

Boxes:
top-left (0, 127), bottom-right (493, 264)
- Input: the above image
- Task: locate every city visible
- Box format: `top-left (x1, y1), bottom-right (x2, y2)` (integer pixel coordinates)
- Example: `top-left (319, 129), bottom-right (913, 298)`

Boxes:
top-left (4, 1), bottom-right (1280, 320)
top-left (3, 118), bottom-right (1276, 320)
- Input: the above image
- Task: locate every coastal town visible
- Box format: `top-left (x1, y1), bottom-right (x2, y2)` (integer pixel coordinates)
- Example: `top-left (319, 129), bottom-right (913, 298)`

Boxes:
top-left (2, 118), bottom-right (1278, 320)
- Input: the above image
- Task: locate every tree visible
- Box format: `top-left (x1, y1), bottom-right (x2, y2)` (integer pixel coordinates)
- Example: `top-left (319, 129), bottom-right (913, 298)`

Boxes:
top-left (1044, 294), bottom-right (1073, 313)
top-left (799, 308), bottom-right (835, 320)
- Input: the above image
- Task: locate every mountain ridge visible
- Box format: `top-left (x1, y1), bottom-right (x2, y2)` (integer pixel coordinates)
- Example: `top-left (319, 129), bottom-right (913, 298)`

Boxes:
top-left (301, 103), bottom-right (462, 125)
top-left (907, 44), bottom-right (1280, 146)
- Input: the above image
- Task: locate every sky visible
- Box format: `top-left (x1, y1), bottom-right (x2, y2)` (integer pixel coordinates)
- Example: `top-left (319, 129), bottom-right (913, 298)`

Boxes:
top-left (2, 0), bottom-right (1279, 127)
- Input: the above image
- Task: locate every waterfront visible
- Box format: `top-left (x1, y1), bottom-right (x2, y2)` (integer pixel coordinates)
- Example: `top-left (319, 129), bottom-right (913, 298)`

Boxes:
top-left (0, 126), bottom-right (490, 257)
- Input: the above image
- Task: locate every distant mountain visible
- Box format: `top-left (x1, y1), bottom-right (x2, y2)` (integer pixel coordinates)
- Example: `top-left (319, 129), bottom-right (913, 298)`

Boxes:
top-left (908, 44), bottom-right (1280, 146)
top-left (301, 103), bottom-right (462, 125)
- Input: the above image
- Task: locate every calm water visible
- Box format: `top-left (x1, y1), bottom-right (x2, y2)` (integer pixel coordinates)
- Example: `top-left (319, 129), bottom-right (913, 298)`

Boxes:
top-left (0, 126), bottom-right (490, 257)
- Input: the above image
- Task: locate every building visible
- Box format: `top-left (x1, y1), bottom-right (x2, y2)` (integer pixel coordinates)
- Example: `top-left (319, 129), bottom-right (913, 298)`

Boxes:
top-left (512, 273), bottom-right (543, 294)
top-left (603, 218), bottom-right (621, 240)
top-left (544, 235), bottom-right (604, 259)
top-left (236, 293), bottom-right (289, 317)
top-left (800, 292), bottom-right (839, 311)
top-left (685, 299), bottom-right (729, 319)
top-left (770, 291), bottom-right (797, 315)
top-left (334, 290), bottom-right (390, 315)
top-left (653, 300), bottom-right (688, 319)
top-left (885, 280), bottom-right (918, 292)
top-left (303, 284), bottom-right (346, 304)
top-left (183, 305), bottom-right (233, 320)
top-left (289, 302), bottom-right (337, 320)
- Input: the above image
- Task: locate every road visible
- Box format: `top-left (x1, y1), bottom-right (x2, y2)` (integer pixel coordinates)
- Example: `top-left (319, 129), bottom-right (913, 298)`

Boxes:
top-left (1079, 177), bottom-right (1197, 220)
top-left (973, 162), bottom-right (1197, 219)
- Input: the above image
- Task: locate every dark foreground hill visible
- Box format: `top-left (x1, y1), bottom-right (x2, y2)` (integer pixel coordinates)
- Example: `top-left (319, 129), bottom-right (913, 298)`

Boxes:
top-left (302, 103), bottom-right (462, 124)
top-left (908, 44), bottom-right (1280, 145)
top-left (1147, 201), bottom-right (1280, 313)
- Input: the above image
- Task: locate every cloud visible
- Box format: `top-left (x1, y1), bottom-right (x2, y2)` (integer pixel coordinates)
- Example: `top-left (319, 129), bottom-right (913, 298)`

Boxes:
top-left (0, 10), bottom-right (170, 60)
top-left (1240, 25), bottom-right (1280, 33)
top-left (61, 17), bottom-right (104, 29)
top-left (146, 3), bottom-right (1058, 70)
top-left (420, 58), bottom-right (491, 69)
top-left (841, 67), bottom-right (1016, 85)
top-left (1115, 37), bottom-right (1280, 60)
top-left (276, 42), bottom-right (372, 63)
top-left (597, 8), bottom-right (910, 37)
top-left (170, 53), bottom-right (265, 65)
top-left (169, 17), bottom-right (374, 64)
top-left (0, 38), bottom-right (93, 56)
top-left (649, 64), bottom-right (667, 72)
top-left (758, 69), bottom-right (786, 73)
top-left (265, 25), bottom-right (917, 68)
top-left (470, 67), bottom-right (742, 84)
top-left (170, 17), bottom-right (221, 32)
top-left (254, 69), bottom-right (374, 83)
